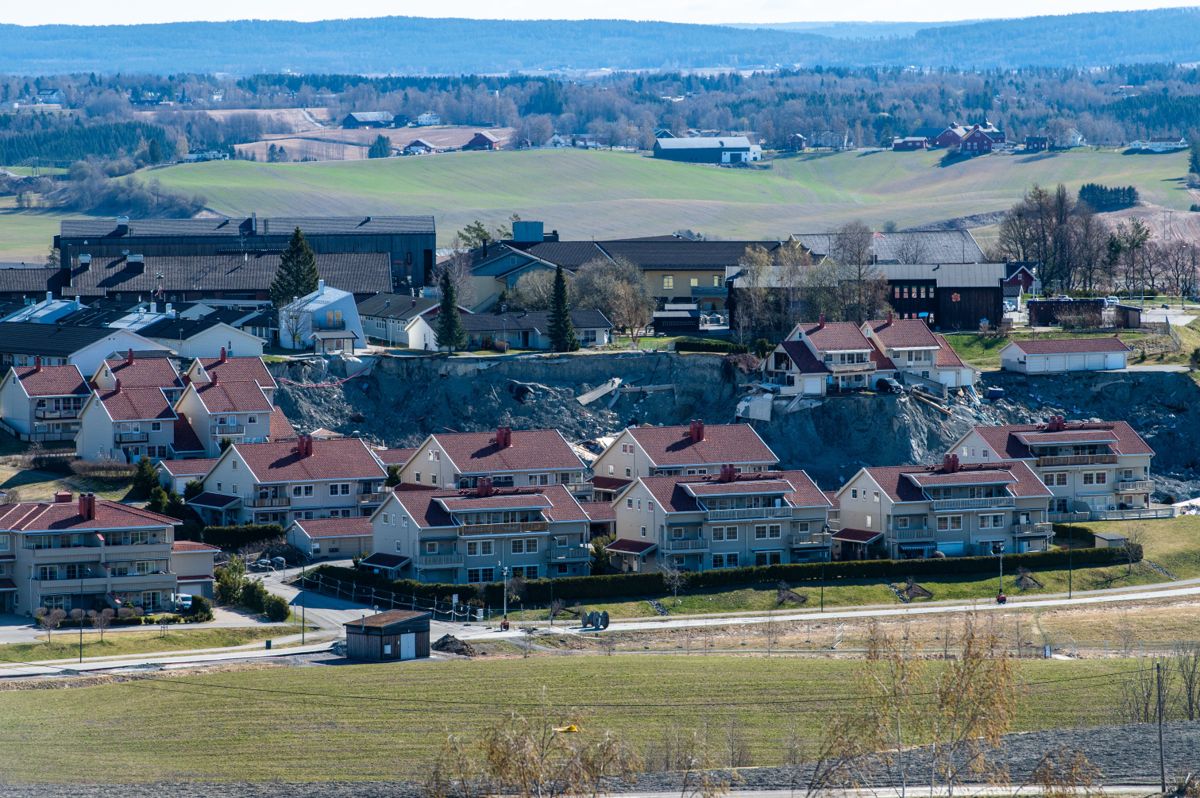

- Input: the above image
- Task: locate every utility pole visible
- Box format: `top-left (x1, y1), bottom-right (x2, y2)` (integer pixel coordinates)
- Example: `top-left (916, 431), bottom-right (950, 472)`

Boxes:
top-left (1067, 537), bottom-right (1073, 599)
top-left (1157, 661), bottom-right (1167, 794)
top-left (78, 579), bottom-right (84, 663)
top-left (820, 563), bottom-right (825, 612)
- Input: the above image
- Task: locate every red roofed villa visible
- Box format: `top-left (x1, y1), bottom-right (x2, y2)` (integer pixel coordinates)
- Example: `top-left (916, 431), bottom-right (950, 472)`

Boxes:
top-left (0, 360), bottom-right (91, 442)
top-left (398, 426), bottom-right (586, 494)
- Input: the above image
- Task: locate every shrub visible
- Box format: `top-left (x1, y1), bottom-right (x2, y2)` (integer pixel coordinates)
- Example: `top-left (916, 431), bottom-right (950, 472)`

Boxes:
top-left (188, 595), bottom-right (214, 622)
top-left (240, 580), bottom-right (268, 614)
top-left (674, 338), bottom-right (748, 354)
top-left (263, 594), bottom-right (290, 622)
top-left (202, 524), bottom-right (285, 550)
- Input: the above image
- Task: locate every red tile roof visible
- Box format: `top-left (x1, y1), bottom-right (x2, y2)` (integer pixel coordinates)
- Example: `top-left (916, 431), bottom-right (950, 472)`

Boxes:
top-left (104, 356), bottom-right (182, 389)
top-left (390, 484), bottom-right (586, 528)
top-left (159, 458), bottom-right (218, 477)
top-left (1009, 337), bottom-right (1130, 355)
top-left (863, 460), bottom-right (1051, 502)
top-left (865, 318), bottom-right (939, 349)
top-left (11, 365), bottom-right (89, 397)
top-left (798, 321), bottom-right (872, 352)
top-left (606, 538), bottom-right (657, 555)
top-left (193, 380), bottom-right (272, 413)
top-left (641, 470), bottom-right (830, 513)
top-left (97, 386), bottom-right (175, 421)
top-left (0, 499), bottom-right (175, 531)
top-left (197, 356), bottom-right (277, 390)
top-left (626, 423), bottom-right (778, 467)
top-left (172, 540), bottom-right (220, 552)
top-left (232, 437), bottom-right (387, 483)
top-left (438, 493), bottom-right (554, 512)
top-left (780, 340), bottom-right (829, 375)
top-left (868, 340), bottom-right (896, 371)
top-left (268, 407), bottom-right (297, 440)
top-left (376, 447), bottom-right (415, 467)
top-left (291, 517), bottom-right (372, 539)
top-left (933, 334), bottom-right (968, 368)
top-left (906, 469), bottom-right (1017, 488)
top-left (432, 429), bottom-right (582, 473)
top-left (581, 502), bottom-right (616, 521)
top-left (970, 421), bottom-right (1153, 459)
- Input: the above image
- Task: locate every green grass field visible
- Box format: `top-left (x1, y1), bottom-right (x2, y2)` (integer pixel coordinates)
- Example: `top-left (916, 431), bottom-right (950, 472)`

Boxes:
top-left (945, 330), bottom-right (1155, 370)
top-left (0, 654), bottom-right (1142, 783)
top-left (0, 626), bottom-right (294, 663)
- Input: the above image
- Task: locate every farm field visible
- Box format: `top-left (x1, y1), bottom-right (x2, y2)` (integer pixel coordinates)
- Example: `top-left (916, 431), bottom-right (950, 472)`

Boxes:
top-left (0, 654), bottom-right (1140, 783)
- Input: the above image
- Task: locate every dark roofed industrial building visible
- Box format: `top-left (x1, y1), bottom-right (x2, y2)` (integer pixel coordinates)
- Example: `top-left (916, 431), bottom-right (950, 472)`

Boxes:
top-left (55, 214), bottom-right (436, 290)
top-left (652, 136), bottom-right (760, 164)
top-left (343, 610), bottom-right (431, 661)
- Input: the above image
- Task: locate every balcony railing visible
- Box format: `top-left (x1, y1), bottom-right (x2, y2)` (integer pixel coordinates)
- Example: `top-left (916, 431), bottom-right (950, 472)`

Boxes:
top-left (663, 537), bottom-right (709, 552)
top-left (705, 506), bottom-right (792, 521)
top-left (1014, 523), bottom-right (1054, 536)
top-left (826, 360), bottom-right (874, 373)
top-left (358, 491), bottom-right (388, 504)
top-left (1116, 480), bottom-right (1154, 492)
top-left (457, 521), bottom-right (549, 536)
top-left (115, 431), bottom-right (149, 444)
top-left (416, 554), bottom-right (465, 568)
top-left (893, 527), bottom-right (936, 541)
top-left (549, 544), bottom-right (592, 562)
top-left (929, 497), bottom-right (1016, 511)
top-left (1035, 454), bottom-right (1118, 467)
top-left (212, 423), bottom-right (247, 436)
top-left (34, 408), bottom-right (80, 420)
top-left (789, 531), bottom-right (832, 547)
top-left (247, 496), bottom-right (289, 508)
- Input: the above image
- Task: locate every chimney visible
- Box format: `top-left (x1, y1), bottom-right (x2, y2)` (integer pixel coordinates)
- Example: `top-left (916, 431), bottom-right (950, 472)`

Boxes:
top-left (211, 371), bottom-right (219, 386)
top-left (115, 216), bottom-right (130, 236)
top-left (477, 476), bottom-right (494, 498)
top-left (250, 212), bottom-right (258, 236)
top-left (33, 356), bottom-right (41, 373)
top-left (689, 419), bottom-right (705, 444)
top-left (79, 493), bottom-right (96, 520)
top-left (942, 453), bottom-right (960, 473)
top-left (45, 290), bottom-right (52, 303)
top-left (317, 279), bottom-right (325, 295)
top-left (886, 310), bottom-right (894, 324)
top-left (817, 313), bottom-right (826, 330)
top-left (297, 434), bottom-right (313, 457)
top-left (718, 464), bottom-right (736, 483)
top-left (126, 348), bottom-right (134, 366)
top-left (54, 490), bottom-right (72, 503)
top-left (165, 303), bottom-right (174, 317)
top-left (219, 346), bottom-right (228, 363)
top-left (496, 426), bottom-right (512, 448)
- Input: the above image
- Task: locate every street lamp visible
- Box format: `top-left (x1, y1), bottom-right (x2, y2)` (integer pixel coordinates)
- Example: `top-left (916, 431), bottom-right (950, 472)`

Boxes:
top-left (500, 564), bottom-right (510, 621)
top-left (991, 542), bottom-right (1006, 600)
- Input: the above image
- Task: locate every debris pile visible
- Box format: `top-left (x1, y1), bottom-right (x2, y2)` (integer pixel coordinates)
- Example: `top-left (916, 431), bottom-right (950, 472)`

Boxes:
top-left (432, 635), bottom-right (479, 657)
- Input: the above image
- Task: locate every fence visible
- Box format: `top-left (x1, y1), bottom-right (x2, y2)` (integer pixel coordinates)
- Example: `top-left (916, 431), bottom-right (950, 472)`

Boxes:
top-left (294, 570), bottom-right (486, 622)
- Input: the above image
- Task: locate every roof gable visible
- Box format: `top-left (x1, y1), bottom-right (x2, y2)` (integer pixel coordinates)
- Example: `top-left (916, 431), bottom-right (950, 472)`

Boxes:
top-left (625, 423), bottom-right (778, 467)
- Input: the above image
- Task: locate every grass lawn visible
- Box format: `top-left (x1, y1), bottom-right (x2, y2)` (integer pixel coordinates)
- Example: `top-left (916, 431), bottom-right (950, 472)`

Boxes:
top-left (1076, 514), bottom-right (1200, 579)
top-left (0, 626), bottom-right (297, 663)
top-left (0, 458), bottom-right (133, 502)
top-left (945, 330), bottom-right (1153, 370)
top-left (0, 655), bottom-right (1142, 783)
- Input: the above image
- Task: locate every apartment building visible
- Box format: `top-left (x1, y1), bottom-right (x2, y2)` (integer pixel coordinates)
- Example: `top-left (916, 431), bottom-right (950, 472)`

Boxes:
top-left (762, 318), bottom-right (884, 396)
top-left (371, 481), bottom-right (592, 584)
top-left (0, 492), bottom-right (179, 616)
top-left (398, 427), bottom-right (587, 494)
top-left (173, 377), bottom-right (274, 456)
top-left (835, 454), bottom-right (1053, 559)
top-left (607, 467), bottom-right (833, 573)
top-left (182, 352), bottom-right (278, 403)
top-left (948, 417), bottom-right (1156, 519)
top-left (860, 316), bottom-right (977, 389)
top-left (591, 421), bottom-right (778, 499)
top-left (189, 435), bottom-right (388, 526)
top-left (0, 360), bottom-right (91, 442)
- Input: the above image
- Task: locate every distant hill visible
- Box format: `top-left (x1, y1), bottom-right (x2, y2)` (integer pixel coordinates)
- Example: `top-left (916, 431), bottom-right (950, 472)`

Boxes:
top-left (1, 8), bottom-right (1200, 74)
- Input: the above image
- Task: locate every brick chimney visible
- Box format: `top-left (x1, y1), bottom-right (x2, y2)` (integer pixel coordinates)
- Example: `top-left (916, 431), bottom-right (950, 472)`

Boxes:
top-left (54, 490), bottom-right (72, 503)
top-left (33, 356), bottom-right (41, 373)
top-left (718, 463), bottom-right (736, 483)
top-left (219, 346), bottom-right (228, 363)
top-left (126, 348), bottom-right (134, 366)
top-left (886, 310), bottom-right (894, 324)
top-left (496, 426), bottom-right (512, 448)
top-left (477, 476), bottom-right (494, 497)
top-left (211, 371), bottom-right (219, 386)
top-left (817, 314), bottom-right (826, 330)
top-left (1046, 415), bottom-right (1066, 432)
top-left (78, 493), bottom-right (96, 520)
top-left (297, 434), bottom-right (313, 457)
top-left (689, 419), bottom-right (705, 444)
top-left (942, 453), bottom-right (960, 473)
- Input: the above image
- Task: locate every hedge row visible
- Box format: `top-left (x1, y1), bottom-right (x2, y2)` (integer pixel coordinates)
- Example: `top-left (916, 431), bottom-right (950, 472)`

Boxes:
top-left (674, 339), bottom-right (748, 354)
top-left (327, 543), bottom-right (1140, 607)
top-left (202, 524), bottom-right (285, 550)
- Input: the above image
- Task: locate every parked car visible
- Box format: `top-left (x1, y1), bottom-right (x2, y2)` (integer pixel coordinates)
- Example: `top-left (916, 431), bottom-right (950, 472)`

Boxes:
top-left (878, 377), bottom-right (904, 394)
top-left (255, 558), bottom-right (274, 571)
top-left (1105, 296), bottom-right (1120, 306)
top-left (271, 556), bottom-right (287, 570)
top-left (172, 593), bottom-right (193, 611)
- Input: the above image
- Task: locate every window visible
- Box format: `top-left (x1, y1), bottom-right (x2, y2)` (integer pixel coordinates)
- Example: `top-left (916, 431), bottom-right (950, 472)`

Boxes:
top-left (415, 472), bottom-right (422, 483)
top-left (873, 491), bottom-right (880, 501)
top-left (626, 498), bottom-right (633, 509)
top-left (726, 552), bottom-right (739, 567)
top-left (713, 275), bottom-right (722, 287)
top-left (663, 275), bottom-right (674, 290)
top-left (896, 517), bottom-right (910, 529)
top-left (292, 485), bottom-right (313, 497)
top-left (248, 416), bottom-right (257, 424)
top-left (394, 540), bottom-right (403, 552)
top-left (525, 538), bottom-right (539, 553)
top-left (851, 489), bottom-right (858, 499)
top-left (712, 527), bottom-right (725, 541)
top-left (151, 422), bottom-right (161, 432)
top-left (516, 565), bottom-right (539, 579)
top-left (381, 512), bottom-right (391, 524)
top-left (754, 524), bottom-right (781, 540)
top-left (689, 277), bottom-right (699, 287)
top-left (640, 526), bottom-right (647, 537)
top-left (467, 541), bottom-right (479, 556)
top-left (511, 539), bottom-right (525, 554)
top-left (979, 514), bottom-right (1004, 529)
top-left (231, 460), bottom-right (238, 471)
top-left (329, 483), bottom-right (351, 496)
top-left (755, 551), bottom-right (782, 566)
top-left (624, 467), bottom-right (632, 477)
top-left (528, 473), bottom-right (549, 486)
top-left (1084, 472), bottom-right (1107, 485)
top-left (725, 526), bottom-right (738, 541)
top-left (431, 474), bottom-right (438, 485)
top-left (0, 535), bottom-right (8, 553)
top-left (608, 464), bottom-right (614, 475)
top-left (467, 567), bottom-right (495, 583)
top-left (556, 564), bottom-right (568, 575)
top-left (936, 515), bottom-right (963, 531)
top-left (712, 553), bottom-right (725, 569)
top-left (424, 541), bottom-right (437, 554)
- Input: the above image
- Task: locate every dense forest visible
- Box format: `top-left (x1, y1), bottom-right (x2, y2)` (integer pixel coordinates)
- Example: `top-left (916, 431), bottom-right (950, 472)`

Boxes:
top-left (1, 9), bottom-right (1200, 74)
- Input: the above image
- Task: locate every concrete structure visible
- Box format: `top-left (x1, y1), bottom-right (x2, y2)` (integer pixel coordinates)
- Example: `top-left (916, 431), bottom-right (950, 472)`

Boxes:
top-left (371, 483), bottom-right (592, 583)
top-left (0, 492), bottom-right (178, 616)
top-left (287, 516), bottom-right (373, 560)
top-left (836, 455), bottom-right (1054, 559)
top-left (399, 427), bottom-right (586, 494)
top-left (278, 281), bottom-right (364, 353)
top-left (0, 362), bottom-right (90, 442)
top-left (607, 468), bottom-right (833, 573)
top-left (1000, 338), bottom-right (1130, 374)
top-left (948, 417), bottom-right (1156, 519)
top-left (344, 610), bottom-right (431, 661)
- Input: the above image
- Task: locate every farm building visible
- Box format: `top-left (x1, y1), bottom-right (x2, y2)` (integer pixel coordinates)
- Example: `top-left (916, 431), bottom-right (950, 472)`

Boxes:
top-left (892, 137), bottom-right (928, 151)
top-left (342, 112), bottom-right (394, 129)
top-left (653, 136), bottom-right (761, 164)
top-left (344, 610), bottom-right (432, 661)
top-left (1000, 338), bottom-right (1130, 374)
top-left (876, 262), bottom-right (1006, 331)
top-left (463, 131), bottom-right (500, 151)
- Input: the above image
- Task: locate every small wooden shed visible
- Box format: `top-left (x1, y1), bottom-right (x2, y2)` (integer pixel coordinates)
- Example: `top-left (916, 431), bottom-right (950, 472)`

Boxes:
top-left (344, 610), bottom-right (432, 662)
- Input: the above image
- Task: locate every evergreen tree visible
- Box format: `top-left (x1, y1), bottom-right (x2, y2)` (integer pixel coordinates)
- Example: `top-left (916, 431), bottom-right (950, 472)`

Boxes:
top-left (1190, 138), bottom-right (1200, 175)
top-left (270, 228), bottom-right (320, 307)
top-left (435, 268), bottom-right (467, 352)
top-left (548, 265), bottom-right (578, 352)
top-left (368, 134), bottom-right (392, 158)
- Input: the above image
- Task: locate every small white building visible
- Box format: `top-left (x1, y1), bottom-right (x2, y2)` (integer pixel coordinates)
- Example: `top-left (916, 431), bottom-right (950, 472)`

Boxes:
top-left (357, 293), bottom-right (458, 349)
top-left (171, 540), bottom-right (220, 599)
top-left (140, 316), bottom-right (265, 359)
top-left (415, 111), bottom-right (442, 127)
top-left (1000, 338), bottom-right (1129, 374)
top-left (278, 281), bottom-right (364, 353)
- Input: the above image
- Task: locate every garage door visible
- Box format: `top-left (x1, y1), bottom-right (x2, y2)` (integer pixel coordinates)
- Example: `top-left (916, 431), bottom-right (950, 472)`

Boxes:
top-left (1085, 354), bottom-right (1105, 370)
top-left (1106, 353), bottom-right (1125, 369)
top-left (1042, 355), bottom-right (1065, 371)
top-left (400, 632), bottom-right (416, 661)
top-left (936, 541), bottom-right (965, 557)
top-left (1066, 354), bottom-right (1088, 371)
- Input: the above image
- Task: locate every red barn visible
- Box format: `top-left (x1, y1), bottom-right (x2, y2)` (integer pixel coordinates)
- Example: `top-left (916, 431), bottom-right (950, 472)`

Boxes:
top-left (933, 125), bottom-right (970, 148)
top-left (958, 126), bottom-right (995, 154)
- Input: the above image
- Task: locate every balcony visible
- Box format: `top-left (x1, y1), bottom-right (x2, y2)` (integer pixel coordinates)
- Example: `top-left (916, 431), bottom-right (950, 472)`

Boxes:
top-left (705, 506), bottom-right (793, 522)
top-left (790, 531), bottom-right (832, 547)
top-left (1035, 454), bottom-right (1118, 467)
top-left (893, 527), bottom-right (936, 541)
top-left (358, 491), bottom-right (388, 504)
top-left (247, 495), bottom-right (289, 508)
top-left (34, 576), bottom-right (111, 591)
top-left (115, 431), bottom-right (149, 444)
top-left (826, 360), bottom-right (874, 374)
top-left (549, 543), bottom-right (592, 562)
top-left (212, 423), bottom-right (247, 437)
top-left (1116, 480), bottom-right (1154, 492)
top-left (1013, 523), bottom-right (1054, 536)
top-left (929, 496), bottom-right (1016, 511)
top-left (663, 537), bottom-right (709, 552)
top-left (34, 408), bottom-right (79, 420)
top-left (416, 554), bottom-right (464, 568)
top-left (457, 521), bottom-right (549, 536)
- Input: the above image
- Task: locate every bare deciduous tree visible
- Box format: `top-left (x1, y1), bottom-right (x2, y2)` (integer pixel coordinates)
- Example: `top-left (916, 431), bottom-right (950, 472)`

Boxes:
top-left (34, 607), bottom-right (67, 643)
top-left (510, 270), bottom-right (559, 312)
top-left (1173, 642), bottom-right (1200, 721)
top-left (1024, 747), bottom-right (1105, 798)
top-left (660, 559), bottom-right (688, 605)
top-left (88, 607), bottom-right (115, 642)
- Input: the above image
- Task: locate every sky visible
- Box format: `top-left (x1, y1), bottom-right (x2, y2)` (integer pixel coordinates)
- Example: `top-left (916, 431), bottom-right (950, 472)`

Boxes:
top-left (3, 0), bottom-right (1198, 25)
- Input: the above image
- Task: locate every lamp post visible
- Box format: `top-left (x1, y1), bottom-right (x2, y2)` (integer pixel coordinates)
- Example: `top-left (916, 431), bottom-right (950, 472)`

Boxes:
top-left (1067, 536), bottom-right (1073, 599)
top-left (78, 578), bottom-right (84, 663)
top-left (992, 542), bottom-right (1006, 598)
top-left (500, 564), bottom-right (510, 621)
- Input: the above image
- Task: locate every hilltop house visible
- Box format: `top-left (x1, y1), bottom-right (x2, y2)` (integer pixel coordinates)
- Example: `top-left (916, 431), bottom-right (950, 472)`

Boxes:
top-left (137, 314), bottom-right (265, 359)
top-left (278, 280), bottom-right (364, 353)
top-left (762, 318), bottom-right (885, 396)
top-left (0, 361), bottom-right (91, 442)
top-left (860, 316), bottom-right (977, 390)
top-left (947, 417), bottom-right (1156, 519)
top-left (460, 310), bottom-right (612, 350)
top-left (341, 112), bottom-right (394, 129)
top-left (835, 455), bottom-right (1053, 559)
top-left (397, 427), bottom-right (587, 495)
top-left (172, 377), bottom-right (275, 457)
top-left (188, 436), bottom-right (388, 526)
top-left (0, 492), bottom-right (179, 615)
top-left (370, 482), bottom-right (592, 584)
top-left (357, 293), bottom-right (454, 349)
top-left (463, 131), bottom-right (500, 151)
top-left (1128, 137), bottom-right (1187, 153)
top-left (606, 468), bottom-right (833, 573)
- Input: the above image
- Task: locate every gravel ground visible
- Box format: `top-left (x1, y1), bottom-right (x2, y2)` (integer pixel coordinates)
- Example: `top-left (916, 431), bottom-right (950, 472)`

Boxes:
top-left (3, 722), bottom-right (1197, 797)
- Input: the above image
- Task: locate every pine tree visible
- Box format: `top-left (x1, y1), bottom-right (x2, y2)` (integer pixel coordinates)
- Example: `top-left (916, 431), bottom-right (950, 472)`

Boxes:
top-left (548, 265), bottom-right (578, 352)
top-left (368, 135), bottom-right (392, 158)
top-left (1190, 138), bottom-right (1200, 176)
top-left (270, 228), bottom-right (320, 307)
top-left (435, 268), bottom-right (467, 352)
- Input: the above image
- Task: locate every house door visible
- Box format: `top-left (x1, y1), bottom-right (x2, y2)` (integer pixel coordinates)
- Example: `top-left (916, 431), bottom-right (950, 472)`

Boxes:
top-left (400, 633), bottom-right (416, 660)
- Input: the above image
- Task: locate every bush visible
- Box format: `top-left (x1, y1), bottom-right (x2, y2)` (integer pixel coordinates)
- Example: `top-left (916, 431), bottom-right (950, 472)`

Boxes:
top-left (263, 594), bottom-right (290, 622)
top-left (132, 458), bottom-right (160, 499)
top-left (240, 580), bottom-right (268, 614)
top-left (674, 338), bottom-right (748, 354)
top-left (188, 595), bottom-right (214, 622)
top-left (202, 524), bottom-right (285, 550)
